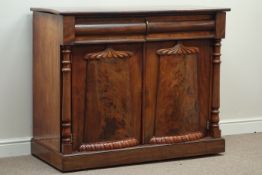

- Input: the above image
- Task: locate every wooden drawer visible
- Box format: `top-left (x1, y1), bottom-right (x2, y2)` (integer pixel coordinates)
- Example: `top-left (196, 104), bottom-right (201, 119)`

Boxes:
top-left (66, 14), bottom-right (217, 43)
top-left (74, 17), bottom-right (146, 43)
top-left (146, 15), bottom-right (216, 40)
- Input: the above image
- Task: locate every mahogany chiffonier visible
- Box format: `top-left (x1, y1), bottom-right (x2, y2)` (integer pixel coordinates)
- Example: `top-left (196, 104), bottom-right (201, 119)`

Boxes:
top-left (31, 7), bottom-right (230, 171)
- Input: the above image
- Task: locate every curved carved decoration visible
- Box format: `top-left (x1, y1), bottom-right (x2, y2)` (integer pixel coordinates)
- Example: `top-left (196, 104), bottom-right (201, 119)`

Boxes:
top-left (79, 138), bottom-right (138, 152)
top-left (157, 43), bottom-right (199, 56)
top-left (149, 132), bottom-right (204, 144)
top-left (85, 47), bottom-right (133, 60)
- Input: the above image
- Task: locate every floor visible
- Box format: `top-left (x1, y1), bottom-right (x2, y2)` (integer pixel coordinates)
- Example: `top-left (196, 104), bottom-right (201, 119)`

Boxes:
top-left (0, 133), bottom-right (261, 175)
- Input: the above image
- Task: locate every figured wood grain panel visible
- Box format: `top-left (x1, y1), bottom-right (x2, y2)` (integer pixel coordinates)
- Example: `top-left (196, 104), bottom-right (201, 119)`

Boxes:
top-left (143, 41), bottom-right (212, 144)
top-left (154, 43), bottom-right (200, 137)
top-left (72, 44), bottom-right (142, 151)
top-left (84, 48), bottom-right (133, 143)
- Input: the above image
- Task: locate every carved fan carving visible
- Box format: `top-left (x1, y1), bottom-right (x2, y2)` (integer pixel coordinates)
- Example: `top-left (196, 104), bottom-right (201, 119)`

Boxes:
top-left (85, 47), bottom-right (133, 60)
top-left (157, 43), bottom-right (199, 56)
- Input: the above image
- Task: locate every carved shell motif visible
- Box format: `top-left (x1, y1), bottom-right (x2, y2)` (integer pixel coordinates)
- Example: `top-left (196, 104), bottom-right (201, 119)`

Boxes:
top-left (157, 43), bottom-right (199, 56)
top-left (85, 47), bottom-right (133, 60)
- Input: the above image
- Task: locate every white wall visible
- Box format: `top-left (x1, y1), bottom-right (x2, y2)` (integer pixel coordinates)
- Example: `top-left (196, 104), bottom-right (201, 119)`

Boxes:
top-left (0, 0), bottom-right (262, 156)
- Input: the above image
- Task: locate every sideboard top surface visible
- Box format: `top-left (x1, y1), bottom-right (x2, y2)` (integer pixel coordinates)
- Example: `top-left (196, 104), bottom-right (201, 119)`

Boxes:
top-left (30, 6), bottom-right (230, 16)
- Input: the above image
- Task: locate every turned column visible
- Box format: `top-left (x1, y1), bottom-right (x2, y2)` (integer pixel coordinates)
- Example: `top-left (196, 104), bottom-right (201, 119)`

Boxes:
top-left (61, 46), bottom-right (73, 153)
top-left (210, 39), bottom-right (222, 138)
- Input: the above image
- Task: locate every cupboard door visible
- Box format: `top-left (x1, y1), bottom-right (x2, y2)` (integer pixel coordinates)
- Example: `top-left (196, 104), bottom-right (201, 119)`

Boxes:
top-left (72, 44), bottom-right (142, 152)
top-left (143, 40), bottom-right (212, 144)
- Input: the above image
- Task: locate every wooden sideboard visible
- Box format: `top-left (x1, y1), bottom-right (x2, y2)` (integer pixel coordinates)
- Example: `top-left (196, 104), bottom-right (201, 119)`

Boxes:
top-left (31, 7), bottom-right (230, 172)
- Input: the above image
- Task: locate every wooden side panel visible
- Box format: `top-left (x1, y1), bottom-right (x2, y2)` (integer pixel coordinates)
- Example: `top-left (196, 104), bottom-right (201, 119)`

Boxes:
top-left (72, 44), bottom-right (142, 151)
top-left (155, 44), bottom-right (199, 137)
top-left (33, 12), bottom-right (63, 151)
top-left (143, 40), bottom-right (212, 143)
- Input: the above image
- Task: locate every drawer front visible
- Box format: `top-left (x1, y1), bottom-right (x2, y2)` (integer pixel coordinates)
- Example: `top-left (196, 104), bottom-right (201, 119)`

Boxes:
top-left (71, 43), bottom-right (143, 152)
top-left (74, 17), bottom-right (146, 43)
top-left (146, 15), bottom-right (216, 40)
top-left (147, 20), bottom-right (215, 33)
top-left (66, 14), bottom-right (216, 43)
